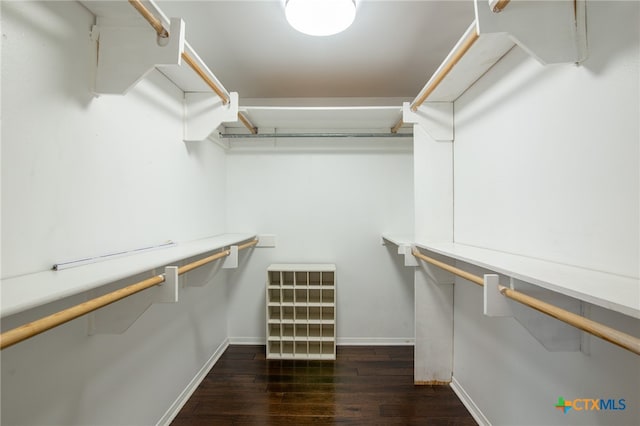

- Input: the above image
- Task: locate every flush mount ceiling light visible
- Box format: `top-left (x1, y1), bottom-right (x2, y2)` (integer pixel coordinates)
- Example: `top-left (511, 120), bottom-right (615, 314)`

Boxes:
top-left (285, 0), bottom-right (356, 36)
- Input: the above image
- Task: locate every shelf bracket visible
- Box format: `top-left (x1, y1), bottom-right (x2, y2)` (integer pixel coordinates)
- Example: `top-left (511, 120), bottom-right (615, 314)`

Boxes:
top-left (402, 102), bottom-right (453, 142)
top-left (92, 17), bottom-right (185, 95)
top-left (184, 92), bottom-right (240, 142)
top-left (222, 246), bottom-right (239, 269)
top-left (475, 0), bottom-right (587, 64)
top-left (88, 266), bottom-right (178, 335)
top-left (507, 278), bottom-right (583, 352)
top-left (483, 274), bottom-right (512, 317)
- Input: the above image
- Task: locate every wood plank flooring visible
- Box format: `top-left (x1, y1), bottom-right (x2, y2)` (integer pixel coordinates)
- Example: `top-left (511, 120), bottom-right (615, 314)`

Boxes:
top-left (171, 345), bottom-right (476, 425)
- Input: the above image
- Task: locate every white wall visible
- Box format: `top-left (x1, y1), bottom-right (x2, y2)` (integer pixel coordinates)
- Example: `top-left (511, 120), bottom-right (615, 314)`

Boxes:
top-left (1, 2), bottom-right (230, 424)
top-left (225, 144), bottom-right (415, 344)
top-left (449, 2), bottom-right (640, 425)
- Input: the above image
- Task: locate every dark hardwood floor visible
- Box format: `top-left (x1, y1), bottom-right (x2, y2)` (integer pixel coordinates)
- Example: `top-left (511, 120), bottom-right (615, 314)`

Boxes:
top-left (171, 345), bottom-right (476, 425)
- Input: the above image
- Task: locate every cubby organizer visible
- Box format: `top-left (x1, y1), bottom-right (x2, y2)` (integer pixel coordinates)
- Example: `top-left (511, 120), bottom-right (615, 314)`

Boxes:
top-left (266, 264), bottom-right (336, 360)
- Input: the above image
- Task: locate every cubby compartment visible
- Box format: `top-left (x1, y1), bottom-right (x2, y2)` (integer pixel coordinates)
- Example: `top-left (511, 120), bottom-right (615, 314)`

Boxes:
top-left (283, 271), bottom-right (295, 286)
top-left (282, 342), bottom-right (294, 356)
top-left (282, 306), bottom-right (295, 322)
top-left (266, 264), bottom-right (336, 360)
top-left (295, 341), bottom-right (308, 355)
top-left (308, 289), bottom-right (321, 304)
top-left (295, 271), bottom-right (308, 286)
top-left (282, 288), bottom-right (294, 304)
top-left (295, 306), bottom-right (308, 321)
top-left (308, 324), bottom-right (321, 338)
top-left (269, 341), bottom-right (281, 355)
top-left (269, 271), bottom-right (282, 286)
top-left (268, 306), bottom-right (281, 322)
top-left (295, 289), bottom-right (307, 303)
top-left (321, 271), bottom-right (334, 286)
top-left (321, 289), bottom-right (334, 304)
top-left (268, 288), bottom-right (280, 304)
top-left (308, 307), bottom-right (322, 321)
top-left (282, 324), bottom-right (294, 338)
top-left (268, 324), bottom-right (281, 336)
top-left (295, 324), bottom-right (307, 338)
top-left (322, 324), bottom-right (335, 338)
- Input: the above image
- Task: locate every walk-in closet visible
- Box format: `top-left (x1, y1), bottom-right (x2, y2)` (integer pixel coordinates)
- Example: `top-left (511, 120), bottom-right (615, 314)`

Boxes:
top-left (1, 1), bottom-right (638, 425)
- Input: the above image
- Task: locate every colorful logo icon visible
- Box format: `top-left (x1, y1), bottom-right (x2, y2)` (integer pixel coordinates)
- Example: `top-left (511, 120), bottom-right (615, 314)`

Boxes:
top-left (555, 397), bottom-right (626, 414)
top-left (555, 397), bottom-right (572, 414)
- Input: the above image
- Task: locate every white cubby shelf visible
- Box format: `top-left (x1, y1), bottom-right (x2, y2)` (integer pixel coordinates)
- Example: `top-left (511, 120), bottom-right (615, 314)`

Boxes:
top-left (266, 264), bottom-right (336, 360)
top-left (1, 233), bottom-right (256, 319)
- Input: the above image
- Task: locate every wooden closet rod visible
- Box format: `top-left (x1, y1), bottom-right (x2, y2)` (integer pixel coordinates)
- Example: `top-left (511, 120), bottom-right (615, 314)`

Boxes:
top-left (128, 0), bottom-right (258, 135)
top-left (412, 248), bottom-right (640, 356)
top-left (237, 112), bottom-right (258, 135)
top-left (391, 0), bottom-right (516, 134)
top-left (391, 27), bottom-right (479, 133)
top-left (180, 52), bottom-right (230, 105)
top-left (0, 239), bottom-right (258, 350)
top-left (492, 0), bottom-right (511, 13)
top-left (128, 0), bottom-right (169, 38)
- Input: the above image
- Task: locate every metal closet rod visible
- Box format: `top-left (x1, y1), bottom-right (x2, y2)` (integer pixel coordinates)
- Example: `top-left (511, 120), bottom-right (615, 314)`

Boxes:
top-left (0, 239), bottom-right (259, 350)
top-left (411, 248), bottom-right (640, 356)
top-left (219, 132), bottom-right (413, 139)
top-left (126, 0), bottom-right (258, 134)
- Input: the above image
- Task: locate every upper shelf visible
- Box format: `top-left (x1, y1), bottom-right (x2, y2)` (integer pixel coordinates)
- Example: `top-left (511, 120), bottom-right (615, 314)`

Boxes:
top-left (1, 233), bottom-right (256, 318)
top-left (408, 0), bottom-right (586, 108)
top-left (224, 105), bottom-right (405, 133)
top-left (80, 0), bottom-right (229, 96)
top-left (415, 241), bottom-right (640, 320)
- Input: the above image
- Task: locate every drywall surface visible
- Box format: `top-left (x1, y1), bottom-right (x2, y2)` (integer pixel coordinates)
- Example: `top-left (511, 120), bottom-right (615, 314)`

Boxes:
top-left (451, 2), bottom-right (640, 425)
top-left (1, 2), bottom-right (229, 424)
top-left (225, 146), bottom-right (415, 345)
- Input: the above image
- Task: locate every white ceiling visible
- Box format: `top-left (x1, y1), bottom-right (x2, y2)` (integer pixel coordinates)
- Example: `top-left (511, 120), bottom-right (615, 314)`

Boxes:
top-left (155, 0), bottom-right (476, 100)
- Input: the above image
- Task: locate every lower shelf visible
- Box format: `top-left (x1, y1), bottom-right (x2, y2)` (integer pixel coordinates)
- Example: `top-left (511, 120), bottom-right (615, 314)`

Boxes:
top-left (267, 340), bottom-right (336, 360)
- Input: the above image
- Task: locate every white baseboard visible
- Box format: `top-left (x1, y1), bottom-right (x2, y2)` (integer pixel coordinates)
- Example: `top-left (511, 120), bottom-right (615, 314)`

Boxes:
top-left (337, 337), bottom-right (415, 346)
top-left (227, 337), bottom-right (415, 346)
top-left (450, 376), bottom-right (491, 426)
top-left (156, 338), bottom-right (230, 426)
top-left (228, 336), bottom-right (266, 345)
top-left (173, 336), bottom-right (415, 350)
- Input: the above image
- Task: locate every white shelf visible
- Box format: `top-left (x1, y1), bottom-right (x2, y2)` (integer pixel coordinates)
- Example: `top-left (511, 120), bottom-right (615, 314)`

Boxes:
top-left (381, 234), bottom-right (414, 248)
top-left (80, 0), bottom-right (227, 95)
top-left (424, 22), bottom-right (515, 103)
top-left (266, 264), bottom-right (336, 360)
top-left (1, 233), bottom-right (256, 318)
top-left (415, 242), bottom-right (640, 320)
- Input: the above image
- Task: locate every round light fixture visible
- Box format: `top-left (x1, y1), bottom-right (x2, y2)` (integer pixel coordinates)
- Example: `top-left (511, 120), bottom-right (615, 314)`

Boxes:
top-left (285, 0), bottom-right (356, 37)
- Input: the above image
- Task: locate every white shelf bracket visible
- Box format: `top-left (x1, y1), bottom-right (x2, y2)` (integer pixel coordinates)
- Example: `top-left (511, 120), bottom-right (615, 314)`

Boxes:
top-left (184, 92), bottom-right (239, 142)
top-left (475, 0), bottom-right (588, 64)
top-left (509, 278), bottom-right (583, 353)
top-left (157, 266), bottom-right (179, 303)
top-left (92, 17), bottom-right (185, 95)
top-left (222, 246), bottom-right (239, 269)
top-left (402, 102), bottom-right (454, 142)
top-left (483, 274), bottom-right (512, 317)
top-left (400, 244), bottom-right (419, 267)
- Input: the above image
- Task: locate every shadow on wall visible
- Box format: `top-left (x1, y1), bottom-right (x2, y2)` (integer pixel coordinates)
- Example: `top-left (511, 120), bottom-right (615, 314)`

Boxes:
top-left (2, 1), bottom-right (96, 109)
